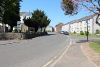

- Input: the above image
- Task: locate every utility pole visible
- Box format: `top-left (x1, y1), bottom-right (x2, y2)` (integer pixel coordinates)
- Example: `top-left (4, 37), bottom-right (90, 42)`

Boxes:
top-left (86, 19), bottom-right (89, 42)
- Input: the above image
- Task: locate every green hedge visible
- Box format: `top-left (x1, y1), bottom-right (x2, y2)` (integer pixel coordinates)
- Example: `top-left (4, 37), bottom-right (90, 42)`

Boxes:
top-left (96, 29), bottom-right (100, 34)
top-left (80, 31), bottom-right (84, 35)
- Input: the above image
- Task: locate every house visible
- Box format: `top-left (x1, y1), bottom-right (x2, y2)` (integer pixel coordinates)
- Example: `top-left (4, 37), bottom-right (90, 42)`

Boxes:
top-left (21, 23), bottom-right (28, 32)
top-left (62, 23), bottom-right (70, 32)
top-left (0, 12), bottom-right (32, 33)
top-left (0, 23), bottom-right (10, 32)
top-left (55, 23), bottom-right (64, 32)
top-left (17, 12), bottom-right (32, 32)
top-left (62, 14), bottom-right (100, 34)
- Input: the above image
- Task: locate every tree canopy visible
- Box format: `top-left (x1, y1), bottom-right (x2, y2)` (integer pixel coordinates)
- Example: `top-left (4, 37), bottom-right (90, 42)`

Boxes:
top-left (0, 0), bottom-right (22, 32)
top-left (61, 0), bottom-right (100, 25)
top-left (24, 9), bottom-right (50, 32)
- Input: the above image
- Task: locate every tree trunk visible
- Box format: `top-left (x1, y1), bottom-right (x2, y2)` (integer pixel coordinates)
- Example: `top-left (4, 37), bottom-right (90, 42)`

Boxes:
top-left (9, 26), bottom-right (13, 32)
top-left (43, 27), bottom-right (46, 33)
top-left (35, 27), bottom-right (38, 32)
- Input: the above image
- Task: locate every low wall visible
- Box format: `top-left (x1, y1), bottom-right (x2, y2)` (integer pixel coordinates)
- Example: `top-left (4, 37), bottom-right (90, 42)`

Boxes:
top-left (0, 33), bottom-right (22, 40)
top-left (0, 32), bottom-right (48, 40)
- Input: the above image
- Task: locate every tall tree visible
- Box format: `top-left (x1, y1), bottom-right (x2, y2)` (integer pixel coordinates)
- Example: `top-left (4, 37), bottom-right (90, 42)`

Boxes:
top-left (23, 17), bottom-right (37, 32)
top-left (31, 9), bottom-right (44, 32)
top-left (31, 9), bottom-right (50, 32)
top-left (24, 9), bottom-right (50, 33)
top-left (0, 0), bottom-right (5, 22)
top-left (0, 0), bottom-right (22, 32)
top-left (61, 0), bottom-right (100, 25)
top-left (42, 16), bottom-right (50, 32)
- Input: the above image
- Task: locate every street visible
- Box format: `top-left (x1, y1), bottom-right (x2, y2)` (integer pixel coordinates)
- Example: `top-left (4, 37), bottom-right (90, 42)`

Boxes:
top-left (1, 0), bottom-right (100, 67)
top-left (0, 33), bottom-right (99, 67)
top-left (0, 33), bottom-right (70, 67)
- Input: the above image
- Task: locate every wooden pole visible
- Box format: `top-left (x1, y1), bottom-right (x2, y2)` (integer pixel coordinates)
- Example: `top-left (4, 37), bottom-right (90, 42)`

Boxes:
top-left (86, 20), bottom-right (89, 42)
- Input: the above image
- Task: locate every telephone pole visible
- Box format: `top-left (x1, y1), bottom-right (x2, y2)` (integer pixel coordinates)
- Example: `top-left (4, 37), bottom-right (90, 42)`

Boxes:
top-left (86, 19), bottom-right (89, 42)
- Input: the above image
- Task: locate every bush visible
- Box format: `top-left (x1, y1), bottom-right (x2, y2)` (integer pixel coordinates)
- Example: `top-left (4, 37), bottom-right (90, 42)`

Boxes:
top-left (96, 29), bottom-right (100, 34)
top-left (23, 31), bottom-right (48, 39)
top-left (73, 31), bottom-right (76, 34)
top-left (13, 29), bottom-right (18, 33)
top-left (80, 31), bottom-right (84, 35)
top-left (23, 31), bottom-right (35, 39)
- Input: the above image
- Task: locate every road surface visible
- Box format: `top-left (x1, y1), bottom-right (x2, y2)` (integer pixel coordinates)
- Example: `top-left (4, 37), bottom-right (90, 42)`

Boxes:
top-left (0, 33), bottom-right (69, 67)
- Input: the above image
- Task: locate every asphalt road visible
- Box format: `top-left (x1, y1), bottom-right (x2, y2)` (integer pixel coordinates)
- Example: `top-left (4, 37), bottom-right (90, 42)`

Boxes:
top-left (0, 33), bottom-right (70, 67)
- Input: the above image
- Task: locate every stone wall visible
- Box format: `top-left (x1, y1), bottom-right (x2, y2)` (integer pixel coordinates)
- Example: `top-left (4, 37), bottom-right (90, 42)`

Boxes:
top-left (0, 33), bottom-right (22, 40)
top-left (0, 32), bottom-right (48, 40)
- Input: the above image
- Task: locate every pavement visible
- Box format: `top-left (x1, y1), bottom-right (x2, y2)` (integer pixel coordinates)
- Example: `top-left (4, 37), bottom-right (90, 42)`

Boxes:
top-left (53, 38), bottom-right (97, 67)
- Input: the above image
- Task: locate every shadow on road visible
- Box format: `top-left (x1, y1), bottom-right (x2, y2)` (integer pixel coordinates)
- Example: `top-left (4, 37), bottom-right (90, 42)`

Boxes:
top-left (44, 33), bottom-right (56, 36)
top-left (76, 40), bottom-right (89, 43)
top-left (76, 38), bottom-right (100, 43)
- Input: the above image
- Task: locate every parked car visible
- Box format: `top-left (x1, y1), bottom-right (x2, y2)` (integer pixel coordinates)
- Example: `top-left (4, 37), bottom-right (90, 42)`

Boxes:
top-left (63, 31), bottom-right (69, 35)
top-left (60, 31), bottom-right (64, 34)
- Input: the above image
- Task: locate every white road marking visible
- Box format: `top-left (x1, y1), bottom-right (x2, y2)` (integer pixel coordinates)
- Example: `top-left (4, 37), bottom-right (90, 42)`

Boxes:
top-left (42, 38), bottom-right (72, 67)
top-left (50, 39), bottom-right (72, 67)
top-left (42, 60), bottom-right (53, 67)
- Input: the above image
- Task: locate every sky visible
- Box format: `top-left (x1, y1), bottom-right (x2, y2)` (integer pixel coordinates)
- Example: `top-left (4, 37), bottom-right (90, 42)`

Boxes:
top-left (20, 0), bottom-right (93, 27)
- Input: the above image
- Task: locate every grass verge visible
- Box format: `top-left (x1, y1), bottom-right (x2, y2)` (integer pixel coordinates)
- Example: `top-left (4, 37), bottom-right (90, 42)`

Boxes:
top-left (89, 42), bottom-right (100, 53)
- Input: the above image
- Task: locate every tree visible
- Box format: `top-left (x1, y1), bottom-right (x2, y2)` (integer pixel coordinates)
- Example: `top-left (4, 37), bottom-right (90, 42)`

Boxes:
top-left (41, 16), bottom-right (50, 32)
top-left (61, 0), bottom-right (100, 25)
top-left (24, 9), bottom-right (50, 33)
top-left (31, 9), bottom-right (50, 32)
top-left (23, 17), bottom-right (37, 32)
top-left (0, 0), bottom-right (5, 22)
top-left (0, 0), bottom-right (22, 32)
top-left (24, 17), bottom-right (33, 27)
top-left (31, 9), bottom-right (45, 32)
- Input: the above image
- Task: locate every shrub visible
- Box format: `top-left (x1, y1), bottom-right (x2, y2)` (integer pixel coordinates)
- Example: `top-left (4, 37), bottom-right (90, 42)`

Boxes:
top-left (13, 29), bottom-right (18, 33)
top-left (74, 31), bottom-right (76, 34)
top-left (80, 31), bottom-right (84, 35)
top-left (96, 29), bottom-right (100, 34)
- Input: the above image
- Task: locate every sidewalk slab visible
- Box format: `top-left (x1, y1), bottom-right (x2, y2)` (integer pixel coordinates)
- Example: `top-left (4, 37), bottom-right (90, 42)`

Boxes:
top-left (54, 43), bottom-right (96, 67)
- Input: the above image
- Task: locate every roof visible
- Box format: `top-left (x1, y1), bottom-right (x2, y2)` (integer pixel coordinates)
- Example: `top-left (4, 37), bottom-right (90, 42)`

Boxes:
top-left (55, 23), bottom-right (64, 27)
top-left (20, 12), bottom-right (32, 17)
top-left (66, 14), bottom-right (97, 24)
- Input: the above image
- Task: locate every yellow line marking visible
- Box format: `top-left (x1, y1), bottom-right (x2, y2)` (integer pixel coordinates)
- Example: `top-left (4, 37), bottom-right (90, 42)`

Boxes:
top-left (42, 60), bottom-right (53, 67)
top-left (42, 38), bottom-right (72, 67)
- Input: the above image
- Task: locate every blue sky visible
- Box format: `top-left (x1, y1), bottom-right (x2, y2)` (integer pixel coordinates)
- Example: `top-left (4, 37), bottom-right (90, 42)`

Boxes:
top-left (20, 0), bottom-right (92, 27)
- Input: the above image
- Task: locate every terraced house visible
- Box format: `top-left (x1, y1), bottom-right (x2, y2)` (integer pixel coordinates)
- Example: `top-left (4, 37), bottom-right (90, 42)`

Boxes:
top-left (19, 12), bottom-right (32, 32)
top-left (62, 14), bottom-right (100, 34)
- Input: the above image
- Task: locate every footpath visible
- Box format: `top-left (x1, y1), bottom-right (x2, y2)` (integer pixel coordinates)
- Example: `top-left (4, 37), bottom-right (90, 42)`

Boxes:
top-left (53, 42), bottom-right (97, 67)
